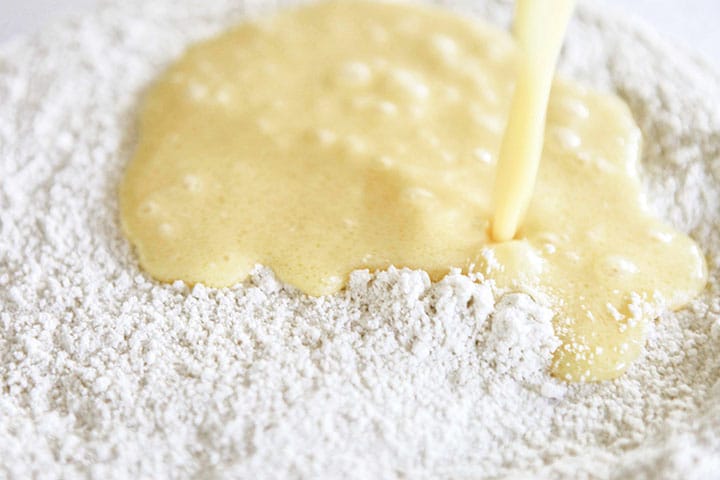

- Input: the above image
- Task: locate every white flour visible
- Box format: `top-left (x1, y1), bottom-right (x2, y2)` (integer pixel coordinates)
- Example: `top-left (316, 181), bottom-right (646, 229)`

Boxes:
top-left (1, 0), bottom-right (719, 478)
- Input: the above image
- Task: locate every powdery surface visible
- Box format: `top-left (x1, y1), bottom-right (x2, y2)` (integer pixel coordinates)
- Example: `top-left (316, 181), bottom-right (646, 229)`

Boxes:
top-left (0, 0), bottom-right (719, 478)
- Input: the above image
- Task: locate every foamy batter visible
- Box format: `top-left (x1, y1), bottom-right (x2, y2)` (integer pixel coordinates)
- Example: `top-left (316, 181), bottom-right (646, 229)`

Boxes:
top-left (120, 1), bottom-right (706, 380)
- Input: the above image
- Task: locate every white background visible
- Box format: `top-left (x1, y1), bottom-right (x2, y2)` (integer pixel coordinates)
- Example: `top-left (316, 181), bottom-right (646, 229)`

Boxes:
top-left (0, 1), bottom-right (719, 68)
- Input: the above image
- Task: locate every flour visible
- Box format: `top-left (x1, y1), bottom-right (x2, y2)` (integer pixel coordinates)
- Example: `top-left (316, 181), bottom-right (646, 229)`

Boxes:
top-left (0, 0), bottom-right (719, 478)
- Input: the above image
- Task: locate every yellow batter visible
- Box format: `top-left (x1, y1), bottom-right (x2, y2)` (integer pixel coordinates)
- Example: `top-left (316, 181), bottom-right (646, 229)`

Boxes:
top-left (492, 0), bottom-right (574, 241)
top-left (120, 0), bottom-right (707, 381)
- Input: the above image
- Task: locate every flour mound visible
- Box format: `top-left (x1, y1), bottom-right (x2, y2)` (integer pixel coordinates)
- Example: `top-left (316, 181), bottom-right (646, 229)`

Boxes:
top-left (1, 0), bottom-right (719, 478)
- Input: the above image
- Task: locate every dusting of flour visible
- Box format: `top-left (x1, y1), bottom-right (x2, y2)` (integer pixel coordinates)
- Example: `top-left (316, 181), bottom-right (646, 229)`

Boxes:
top-left (0, 0), bottom-right (719, 478)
